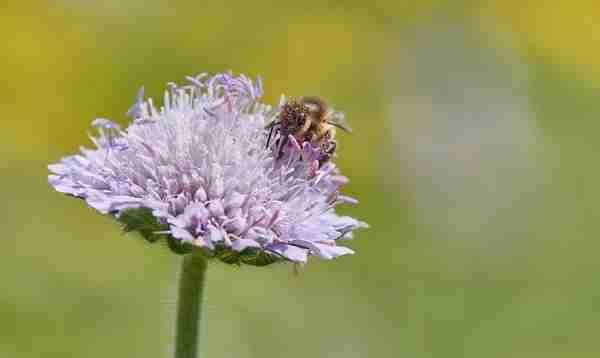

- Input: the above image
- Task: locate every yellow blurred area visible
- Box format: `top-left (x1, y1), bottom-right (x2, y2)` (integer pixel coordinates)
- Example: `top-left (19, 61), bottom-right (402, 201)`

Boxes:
top-left (2, 1), bottom-right (600, 358)
top-left (477, 1), bottom-right (600, 80)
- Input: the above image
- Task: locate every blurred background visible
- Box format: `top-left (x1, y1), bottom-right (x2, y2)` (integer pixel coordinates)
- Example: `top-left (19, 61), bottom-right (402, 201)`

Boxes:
top-left (2, 1), bottom-right (600, 357)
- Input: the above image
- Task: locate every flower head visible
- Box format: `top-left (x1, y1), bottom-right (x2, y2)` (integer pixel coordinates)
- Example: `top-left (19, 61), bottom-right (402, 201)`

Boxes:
top-left (48, 72), bottom-right (367, 265)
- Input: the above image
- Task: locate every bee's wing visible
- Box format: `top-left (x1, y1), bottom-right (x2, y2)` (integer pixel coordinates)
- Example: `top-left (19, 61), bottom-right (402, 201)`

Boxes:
top-left (325, 110), bottom-right (352, 133)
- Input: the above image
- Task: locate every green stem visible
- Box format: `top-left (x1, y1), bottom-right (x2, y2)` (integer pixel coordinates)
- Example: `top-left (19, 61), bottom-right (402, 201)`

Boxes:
top-left (174, 251), bottom-right (207, 358)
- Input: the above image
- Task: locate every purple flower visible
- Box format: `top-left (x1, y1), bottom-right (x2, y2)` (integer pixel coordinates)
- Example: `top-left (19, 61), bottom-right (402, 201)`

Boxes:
top-left (48, 72), bottom-right (367, 264)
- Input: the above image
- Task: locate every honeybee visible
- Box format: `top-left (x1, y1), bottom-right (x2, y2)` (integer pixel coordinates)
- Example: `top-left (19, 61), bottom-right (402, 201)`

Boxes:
top-left (266, 96), bottom-right (351, 164)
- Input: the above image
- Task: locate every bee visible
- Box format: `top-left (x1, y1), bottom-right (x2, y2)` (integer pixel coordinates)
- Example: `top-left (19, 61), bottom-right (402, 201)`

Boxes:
top-left (266, 96), bottom-right (351, 164)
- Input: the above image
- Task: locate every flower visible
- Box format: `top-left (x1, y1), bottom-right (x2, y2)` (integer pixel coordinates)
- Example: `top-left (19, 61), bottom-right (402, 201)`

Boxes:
top-left (48, 72), bottom-right (367, 265)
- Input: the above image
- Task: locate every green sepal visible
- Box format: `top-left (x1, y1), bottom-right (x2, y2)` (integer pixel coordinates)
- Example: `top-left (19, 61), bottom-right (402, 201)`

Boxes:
top-left (116, 208), bottom-right (284, 264)
top-left (117, 207), bottom-right (188, 256)
top-left (215, 246), bottom-right (241, 265)
top-left (202, 242), bottom-right (280, 266)
top-left (167, 236), bottom-right (194, 255)
top-left (239, 247), bottom-right (280, 266)
top-left (119, 207), bottom-right (168, 243)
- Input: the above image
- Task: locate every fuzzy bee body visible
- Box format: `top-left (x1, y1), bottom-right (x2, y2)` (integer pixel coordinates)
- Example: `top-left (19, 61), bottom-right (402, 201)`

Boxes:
top-left (266, 96), bottom-right (351, 165)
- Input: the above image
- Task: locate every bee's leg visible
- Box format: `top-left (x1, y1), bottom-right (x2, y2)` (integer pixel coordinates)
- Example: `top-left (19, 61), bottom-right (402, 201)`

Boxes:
top-left (327, 140), bottom-right (337, 155)
top-left (322, 129), bottom-right (336, 153)
top-left (275, 130), bottom-right (288, 160)
top-left (266, 124), bottom-right (276, 148)
top-left (325, 140), bottom-right (337, 159)
top-left (318, 138), bottom-right (337, 166)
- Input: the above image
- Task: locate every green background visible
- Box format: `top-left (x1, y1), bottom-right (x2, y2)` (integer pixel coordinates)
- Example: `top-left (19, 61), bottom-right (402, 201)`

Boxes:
top-left (2, 1), bottom-right (600, 357)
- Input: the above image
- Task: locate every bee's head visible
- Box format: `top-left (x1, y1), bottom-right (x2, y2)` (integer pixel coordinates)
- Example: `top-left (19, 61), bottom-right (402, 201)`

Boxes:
top-left (280, 99), bottom-right (309, 133)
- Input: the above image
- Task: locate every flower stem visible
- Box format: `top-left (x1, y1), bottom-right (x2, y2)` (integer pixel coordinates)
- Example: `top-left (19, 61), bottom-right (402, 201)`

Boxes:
top-left (175, 251), bottom-right (207, 358)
